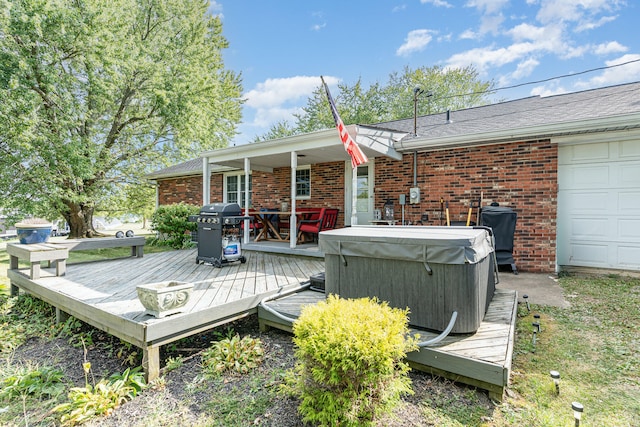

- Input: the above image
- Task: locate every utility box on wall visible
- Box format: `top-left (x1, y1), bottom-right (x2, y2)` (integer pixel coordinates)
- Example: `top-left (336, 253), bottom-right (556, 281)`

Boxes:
top-left (409, 187), bottom-right (420, 204)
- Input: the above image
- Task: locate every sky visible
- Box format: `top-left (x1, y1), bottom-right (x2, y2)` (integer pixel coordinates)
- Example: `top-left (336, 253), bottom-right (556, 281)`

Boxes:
top-left (211, 0), bottom-right (640, 145)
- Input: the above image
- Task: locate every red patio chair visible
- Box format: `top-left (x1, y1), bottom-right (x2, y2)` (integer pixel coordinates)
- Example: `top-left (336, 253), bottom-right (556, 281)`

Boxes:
top-left (296, 208), bottom-right (339, 243)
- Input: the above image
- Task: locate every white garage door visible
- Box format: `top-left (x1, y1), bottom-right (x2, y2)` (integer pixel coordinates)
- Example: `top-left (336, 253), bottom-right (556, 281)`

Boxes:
top-left (557, 138), bottom-right (640, 271)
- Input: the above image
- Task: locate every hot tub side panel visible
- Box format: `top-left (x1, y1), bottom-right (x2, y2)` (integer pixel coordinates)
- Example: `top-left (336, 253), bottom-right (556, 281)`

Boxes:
top-left (325, 254), bottom-right (492, 334)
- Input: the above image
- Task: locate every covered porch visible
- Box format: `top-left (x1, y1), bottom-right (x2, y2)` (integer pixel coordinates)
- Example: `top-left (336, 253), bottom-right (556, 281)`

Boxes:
top-left (200, 126), bottom-right (407, 249)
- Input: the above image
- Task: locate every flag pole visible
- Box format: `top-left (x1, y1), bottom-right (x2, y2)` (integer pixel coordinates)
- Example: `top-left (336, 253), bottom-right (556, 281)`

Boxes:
top-left (321, 76), bottom-right (368, 226)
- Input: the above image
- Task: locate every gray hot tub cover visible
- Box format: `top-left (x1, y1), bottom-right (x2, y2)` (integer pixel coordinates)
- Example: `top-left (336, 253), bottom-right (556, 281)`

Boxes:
top-left (319, 226), bottom-right (493, 265)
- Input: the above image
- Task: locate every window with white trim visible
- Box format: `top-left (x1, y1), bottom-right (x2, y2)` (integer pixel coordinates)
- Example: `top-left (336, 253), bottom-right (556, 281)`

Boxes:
top-left (296, 166), bottom-right (311, 199)
top-left (224, 172), bottom-right (252, 207)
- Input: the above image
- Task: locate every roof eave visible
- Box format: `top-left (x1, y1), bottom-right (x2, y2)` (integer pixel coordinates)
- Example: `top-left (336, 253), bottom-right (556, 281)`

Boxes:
top-left (396, 112), bottom-right (640, 151)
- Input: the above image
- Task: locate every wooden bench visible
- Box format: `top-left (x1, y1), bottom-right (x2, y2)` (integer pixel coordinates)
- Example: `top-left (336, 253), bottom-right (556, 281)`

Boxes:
top-left (52, 236), bottom-right (146, 257)
top-left (6, 243), bottom-right (69, 295)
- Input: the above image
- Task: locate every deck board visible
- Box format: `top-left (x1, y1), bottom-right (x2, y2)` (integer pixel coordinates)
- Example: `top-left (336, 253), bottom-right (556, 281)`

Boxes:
top-left (258, 287), bottom-right (517, 400)
top-left (7, 249), bottom-right (319, 380)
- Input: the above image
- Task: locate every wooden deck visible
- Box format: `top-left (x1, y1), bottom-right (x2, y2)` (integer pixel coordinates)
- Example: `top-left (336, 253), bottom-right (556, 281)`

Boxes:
top-left (258, 288), bottom-right (518, 401)
top-left (7, 249), bottom-right (324, 380)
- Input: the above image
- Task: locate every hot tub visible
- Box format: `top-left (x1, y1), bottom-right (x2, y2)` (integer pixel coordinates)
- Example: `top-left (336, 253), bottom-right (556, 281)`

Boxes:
top-left (319, 226), bottom-right (496, 334)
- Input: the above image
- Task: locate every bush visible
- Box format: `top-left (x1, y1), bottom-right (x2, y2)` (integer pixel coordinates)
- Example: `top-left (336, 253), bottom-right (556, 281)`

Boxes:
top-left (201, 334), bottom-right (264, 376)
top-left (291, 295), bottom-right (417, 427)
top-left (149, 203), bottom-right (199, 249)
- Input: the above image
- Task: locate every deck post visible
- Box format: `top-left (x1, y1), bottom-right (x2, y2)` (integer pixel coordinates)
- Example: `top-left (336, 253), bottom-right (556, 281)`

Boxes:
top-left (142, 345), bottom-right (161, 382)
top-left (56, 308), bottom-right (70, 324)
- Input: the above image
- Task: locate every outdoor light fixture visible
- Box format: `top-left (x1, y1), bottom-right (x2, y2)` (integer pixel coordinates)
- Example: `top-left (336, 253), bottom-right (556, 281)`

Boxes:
top-left (523, 294), bottom-right (530, 311)
top-left (550, 370), bottom-right (560, 394)
top-left (532, 321), bottom-right (541, 334)
top-left (534, 314), bottom-right (542, 332)
top-left (572, 401), bottom-right (584, 426)
top-left (532, 329), bottom-right (537, 351)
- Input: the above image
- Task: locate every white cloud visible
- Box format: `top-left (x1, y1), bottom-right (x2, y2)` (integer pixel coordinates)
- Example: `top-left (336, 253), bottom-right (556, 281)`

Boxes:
top-left (245, 76), bottom-right (332, 109)
top-left (536, 0), bottom-right (624, 25)
top-left (575, 15), bottom-right (617, 32)
top-left (396, 29), bottom-right (435, 56)
top-left (244, 76), bottom-right (340, 127)
top-left (311, 23), bottom-right (326, 31)
top-left (530, 83), bottom-right (569, 97)
top-left (463, 0), bottom-right (509, 37)
top-left (208, 1), bottom-right (223, 17)
top-left (593, 41), bottom-right (627, 55)
top-left (498, 58), bottom-right (540, 87)
top-left (465, 0), bottom-right (509, 15)
top-left (445, 42), bottom-right (544, 75)
top-left (512, 57), bottom-right (540, 79)
top-left (421, 0), bottom-right (453, 8)
top-left (459, 29), bottom-right (477, 40)
top-left (576, 54), bottom-right (640, 88)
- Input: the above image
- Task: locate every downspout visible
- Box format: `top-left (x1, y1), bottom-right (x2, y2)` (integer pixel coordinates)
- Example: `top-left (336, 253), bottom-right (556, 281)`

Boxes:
top-left (202, 157), bottom-right (210, 206)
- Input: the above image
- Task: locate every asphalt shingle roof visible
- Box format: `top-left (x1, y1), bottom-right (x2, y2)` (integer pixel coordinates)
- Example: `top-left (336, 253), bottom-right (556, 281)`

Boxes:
top-left (368, 81), bottom-right (640, 140)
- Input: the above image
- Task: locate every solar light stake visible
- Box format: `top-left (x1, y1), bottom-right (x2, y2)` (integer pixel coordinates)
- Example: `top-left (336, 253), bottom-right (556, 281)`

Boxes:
top-left (572, 402), bottom-right (583, 427)
top-left (532, 321), bottom-right (541, 334)
top-left (523, 294), bottom-right (530, 311)
top-left (532, 330), bottom-right (537, 351)
top-left (534, 314), bottom-right (541, 332)
top-left (550, 370), bottom-right (560, 394)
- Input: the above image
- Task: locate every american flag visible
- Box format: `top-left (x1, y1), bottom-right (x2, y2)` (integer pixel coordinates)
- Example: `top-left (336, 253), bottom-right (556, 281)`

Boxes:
top-left (321, 76), bottom-right (368, 168)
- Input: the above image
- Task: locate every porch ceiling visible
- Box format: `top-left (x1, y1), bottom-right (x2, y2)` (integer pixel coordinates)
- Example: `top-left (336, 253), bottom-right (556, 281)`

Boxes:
top-left (204, 126), bottom-right (405, 172)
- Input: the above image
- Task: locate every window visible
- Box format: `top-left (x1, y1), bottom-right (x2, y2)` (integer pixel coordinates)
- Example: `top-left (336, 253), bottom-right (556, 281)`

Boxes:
top-left (224, 173), bottom-right (252, 207)
top-left (296, 166), bottom-right (311, 199)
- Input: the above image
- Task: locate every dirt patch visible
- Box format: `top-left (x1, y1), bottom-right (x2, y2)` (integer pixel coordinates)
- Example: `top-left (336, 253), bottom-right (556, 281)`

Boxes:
top-left (10, 315), bottom-right (495, 426)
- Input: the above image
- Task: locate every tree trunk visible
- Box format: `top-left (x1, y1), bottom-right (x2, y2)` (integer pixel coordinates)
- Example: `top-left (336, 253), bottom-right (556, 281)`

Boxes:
top-left (63, 201), bottom-right (100, 238)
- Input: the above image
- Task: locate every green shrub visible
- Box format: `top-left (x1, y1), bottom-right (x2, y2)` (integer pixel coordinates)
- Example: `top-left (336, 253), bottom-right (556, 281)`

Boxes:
top-left (291, 295), bottom-right (417, 427)
top-left (54, 367), bottom-right (146, 426)
top-left (0, 364), bottom-right (65, 401)
top-left (201, 334), bottom-right (264, 376)
top-left (149, 203), bottom-right (199, 249)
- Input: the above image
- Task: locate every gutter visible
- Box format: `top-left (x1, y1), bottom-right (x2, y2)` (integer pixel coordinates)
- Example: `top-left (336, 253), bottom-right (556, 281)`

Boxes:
top-left (396, 112), bottom-right (640, 152)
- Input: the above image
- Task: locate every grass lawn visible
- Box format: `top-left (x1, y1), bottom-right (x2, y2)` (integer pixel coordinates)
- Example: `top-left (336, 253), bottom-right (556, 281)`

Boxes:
top-left (0, 243), bottom-right (638, 425)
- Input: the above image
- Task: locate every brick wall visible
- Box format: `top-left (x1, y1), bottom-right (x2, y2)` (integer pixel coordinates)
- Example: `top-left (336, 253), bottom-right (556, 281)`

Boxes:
top-left (157, 174), bottom-right (223, 207)
top-left (375, 140), bottom-right (558, 273)
top-left (156, 139), bottom-right (557, 272)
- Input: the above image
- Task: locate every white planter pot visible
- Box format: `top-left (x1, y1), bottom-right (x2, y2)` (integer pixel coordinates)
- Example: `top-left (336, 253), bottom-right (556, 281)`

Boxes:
top-left (137, 281), bottom-right (193, 318)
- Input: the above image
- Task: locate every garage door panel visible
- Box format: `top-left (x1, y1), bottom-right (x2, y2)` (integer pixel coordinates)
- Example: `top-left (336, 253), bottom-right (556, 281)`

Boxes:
top-left (620, 140), bottom-right (640, 157)
top-left (569, 243), bottom-right (608, 266)
top-left (562, 165), bottom-right (609, 189)
top-left (619, 191), bottom-right (640, 211)
top-left (558, 138), bottom-right (640, 271)
top-left (620, 163), bottom-right (640, 187)
top-left (618, 219), bottom-right (640, 240)
top-left (564, 191), bottom-right (608, 213)
top-left (618, 246), bottom-right (640, 269)
top-left (569, 142), bottom-right (610, 161)
top-left (570, 218), bottom-right (608, 239)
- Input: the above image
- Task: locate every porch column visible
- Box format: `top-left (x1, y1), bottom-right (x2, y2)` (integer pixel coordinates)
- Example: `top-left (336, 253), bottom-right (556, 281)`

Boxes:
top-left (290, 151), bottom-right (297, 249)
top-left (202, 157), bottom-right (210, 205)
top-left (243, 157), bottom-right (251, 244)
top-left (351, 166), bottom-right (358, 225)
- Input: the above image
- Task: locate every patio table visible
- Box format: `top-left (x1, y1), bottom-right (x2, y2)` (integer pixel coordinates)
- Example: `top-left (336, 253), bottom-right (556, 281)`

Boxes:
top-left (249, 210), bottom-right (318, 243)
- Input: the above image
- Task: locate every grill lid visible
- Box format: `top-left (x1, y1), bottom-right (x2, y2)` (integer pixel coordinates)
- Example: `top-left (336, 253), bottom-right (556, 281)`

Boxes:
top-left (199, 203), bottom-right (243, 216)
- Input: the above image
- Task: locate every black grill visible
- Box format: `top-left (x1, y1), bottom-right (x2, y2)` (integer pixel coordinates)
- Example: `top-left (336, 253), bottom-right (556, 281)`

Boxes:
top-left (191, 203), bottom-right (250, 267)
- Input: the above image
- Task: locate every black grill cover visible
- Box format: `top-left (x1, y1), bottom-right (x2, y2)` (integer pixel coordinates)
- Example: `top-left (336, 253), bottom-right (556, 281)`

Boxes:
top-left (481, 206), bottom-right (517, 273)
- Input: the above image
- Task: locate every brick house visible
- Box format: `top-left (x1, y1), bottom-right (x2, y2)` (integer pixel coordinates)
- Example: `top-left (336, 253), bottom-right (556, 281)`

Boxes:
top-left (148, 81), bottom-right (640, 274)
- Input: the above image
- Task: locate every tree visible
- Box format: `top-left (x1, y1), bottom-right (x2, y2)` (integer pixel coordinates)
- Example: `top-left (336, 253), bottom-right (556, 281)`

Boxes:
top-left (254, 66), bottom-right (493, 141)
top-left (0, 0), bottom-right (242, 238)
